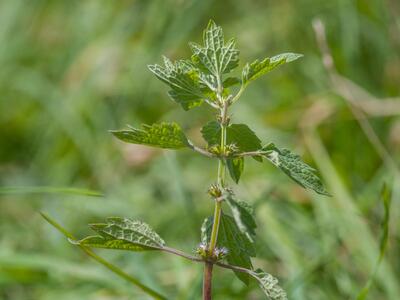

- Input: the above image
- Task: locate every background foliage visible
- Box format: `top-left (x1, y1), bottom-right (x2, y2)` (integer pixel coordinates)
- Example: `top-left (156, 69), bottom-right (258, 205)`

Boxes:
top-left (0, 0), bottom-right (399, 299)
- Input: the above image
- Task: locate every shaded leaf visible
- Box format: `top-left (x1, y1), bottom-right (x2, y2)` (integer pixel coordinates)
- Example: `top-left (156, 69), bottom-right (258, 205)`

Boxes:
top-left (242, 53), bottom-right (303, 85)
top-left (72, 217), bottom-right (165, 251)
top-left (224, 191), bottom-right (256, 242)
top-left (201, 214), bottom-right (255, 284)
top-left (223, 77), bottom-right (241, 88)
top-left (201, 121), bottom-right (221, 146)
top-left (110, 122), bottom-right (189, 150)
top-left (190, 20), bottom-right (239, 77)
top-left (226, 157), bottom-right (244, 183)
top-left (262, 143), bottom-right (329, 196)
top-left (227, 124), bottom-right (261, 152)
top-left (201, 122), bottom-right (261, 153)
top-left (251, 269), bottom-right (287, 300)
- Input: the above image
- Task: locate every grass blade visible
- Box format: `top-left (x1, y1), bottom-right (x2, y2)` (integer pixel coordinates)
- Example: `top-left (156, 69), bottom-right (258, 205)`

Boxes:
top-left (355, 183), bottom-right (392, 300)
top-left (0, 186), bottom-right (102, 197)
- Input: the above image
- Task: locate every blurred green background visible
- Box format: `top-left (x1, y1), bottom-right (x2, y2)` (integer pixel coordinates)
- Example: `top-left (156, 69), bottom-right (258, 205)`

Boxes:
top-left (1, 0), bottom-right (399, 299)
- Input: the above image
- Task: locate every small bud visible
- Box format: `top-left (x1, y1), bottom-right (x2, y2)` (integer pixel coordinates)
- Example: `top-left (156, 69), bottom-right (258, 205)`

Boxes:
top-left (225, 143), bottom-right (239, 156)
top-left (208, 145), bottom-right (222, 156)
top-left (196, 242), bottom-right (208, 258)
top-left (214, 247), bottom-right (228, 260)
top-left (208, 183), bottom-right (222, 198)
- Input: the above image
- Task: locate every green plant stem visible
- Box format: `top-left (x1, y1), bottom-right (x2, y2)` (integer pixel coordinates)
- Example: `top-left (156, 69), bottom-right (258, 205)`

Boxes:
top-left (203, 99), bottom-right (228, 300)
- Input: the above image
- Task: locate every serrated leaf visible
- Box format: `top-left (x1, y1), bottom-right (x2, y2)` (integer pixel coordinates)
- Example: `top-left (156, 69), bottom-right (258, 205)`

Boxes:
top-left (263, 143), bottom-right (329, 196)
top-left (72, 217), bottom-right (165, 251)
top-left (201, 214), bottom-right (255, 284)
top-left (190, 20), bottom-right (239, 77)
top-left (110, 122), bottom-right (189, 150)
top-left (40, 213), bottom-right (168, 299)
top-left (148, 57), bottom-right (209, 110)
top-left (226, 157), bottom-right (244, 183)
top-left (251, 269), bottom-right (287, 300)
top-left (242, 53), bottom-right (303, 85)
top-left (224, 191), bottom-right (256, 242)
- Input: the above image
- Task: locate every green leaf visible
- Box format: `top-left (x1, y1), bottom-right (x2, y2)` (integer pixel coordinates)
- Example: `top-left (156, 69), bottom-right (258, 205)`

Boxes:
top-left (190, 20), bottom-right (239, 77)
top-left (226, 157), bottom-right (244, 184)
top-left (251, 269), bottom-right (287, 300)
top-left (262, 143), bottom-right (329, 196)
top-left (72, 217), bottom-right (166, 251)
top-left (227, 124), bottom-right (261, 152)
top-left (201, 214), bottom-right (255, 284)
top-left (40, 213), bottom-right (168, 300)
top-left (223, 77), bottom-right (241, 88)
top-left (201, 122), bottom-right (261, 182)
top-left (201, 122), bottom-right (261, 152)
top-left (148, 57), bottom-right (207, 110)
top-left (242, 53), bottom-right (303, 85)
top-left (355, 184), bottom-right (392, 300)
top-left (110, 122), bottom-right (189, 150)
top-left (224, 191), bottom-right (257, 242)
top-left (201, 121), bottom-right (221, 146)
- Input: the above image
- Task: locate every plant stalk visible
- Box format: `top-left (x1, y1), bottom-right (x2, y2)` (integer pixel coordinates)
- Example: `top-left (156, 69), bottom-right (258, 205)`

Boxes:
top-left (203, 97), bottom-right (228, 299)
top-left (203, 262), bottom-right (214, 300)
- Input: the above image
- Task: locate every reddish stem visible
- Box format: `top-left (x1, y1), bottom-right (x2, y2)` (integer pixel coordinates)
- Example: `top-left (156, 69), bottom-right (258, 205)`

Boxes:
top-left (203, 262), bottom-right (213, 300)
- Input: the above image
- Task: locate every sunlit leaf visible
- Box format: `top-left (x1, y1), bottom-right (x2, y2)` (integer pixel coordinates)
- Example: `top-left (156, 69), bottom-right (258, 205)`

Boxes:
top-left (262, 143), bottom-right (329, 196)
top-left (190, 20), bottom-right (239, 77)
top-left (251, 269), bottom-right (287, 300)
top-left (72, 217), bottom-right (165, 251)
top-left (242, 53), bottom-right (303, 85)
top-left (148, 57), bottom-right (208, 110)
top-left (110, 122), bottom-right (189, 150)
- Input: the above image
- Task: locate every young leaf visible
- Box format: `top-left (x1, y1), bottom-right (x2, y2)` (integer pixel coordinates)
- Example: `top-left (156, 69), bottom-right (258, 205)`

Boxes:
top-left (224, 192), bottom-right (257, 242)
top-left (190, 20), bottom-right (239, 78)
top-left (226, 157), bottom-right (244, 184)
top-left (242, 53), bottom-right (303, 85)
top-left (251, 269), bottom-right (288, 300)
top-left (110, 122), bottom-right (189, 150)
top-left (72, 217), bottom-right (166, 251)
top-left (262, 143), bottom-right (329, 196)
top-left (201, 214), bottom-right (255, 284)
top-left (148, 57), bottom-right (207, 110)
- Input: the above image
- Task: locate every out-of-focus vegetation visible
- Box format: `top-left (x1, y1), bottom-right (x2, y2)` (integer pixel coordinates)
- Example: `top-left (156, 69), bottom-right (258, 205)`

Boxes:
top-left (0, 0), bottom-right (399, 299)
